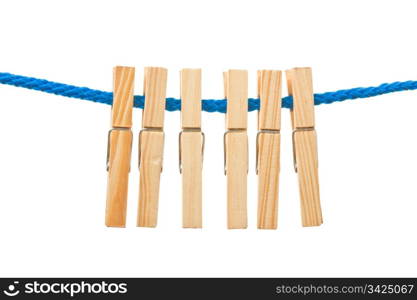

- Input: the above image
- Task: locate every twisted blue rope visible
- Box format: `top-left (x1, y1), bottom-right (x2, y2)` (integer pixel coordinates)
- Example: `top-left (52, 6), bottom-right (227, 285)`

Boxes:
top-left (1, 72), bottom-right (417, 113)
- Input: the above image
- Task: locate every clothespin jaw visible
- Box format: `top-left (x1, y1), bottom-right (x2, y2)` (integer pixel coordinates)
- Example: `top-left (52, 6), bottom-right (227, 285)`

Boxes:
top-left (256, 70), bottom-right (282, 229)
top-left (137, 67), bottom-right (167, 228)
top-left (224, 69), bottom-right (248, 229)
top-left (105, 66), bottom-right (135, 227)
top-left (286, 67), bottom-right (323, 227)
top-left (179, 69), bottom-right (204, 228)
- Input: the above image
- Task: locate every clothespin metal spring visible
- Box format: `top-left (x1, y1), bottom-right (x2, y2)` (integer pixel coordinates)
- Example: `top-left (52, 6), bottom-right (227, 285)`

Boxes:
top-left (178, 128), bottom-right (205, 174)
top-left (106, 128), bottom-right (132, 171)
top-left (255, 129), bottom-right (280, 175)
top-left (223, 129), bottom-right (249, 176)
top-left (138, 128), bottom-right (165, 172)
top-left (292, 127), bottom-right (317, 173)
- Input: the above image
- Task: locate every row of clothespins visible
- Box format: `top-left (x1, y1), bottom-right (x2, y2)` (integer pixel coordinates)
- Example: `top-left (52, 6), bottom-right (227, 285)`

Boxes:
top-left (106, 66), bottom-right (322, 229)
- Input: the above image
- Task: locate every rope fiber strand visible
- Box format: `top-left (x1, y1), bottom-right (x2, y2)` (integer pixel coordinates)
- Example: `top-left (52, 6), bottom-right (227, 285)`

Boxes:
top-left (1, 72), bottom-right (417, 113)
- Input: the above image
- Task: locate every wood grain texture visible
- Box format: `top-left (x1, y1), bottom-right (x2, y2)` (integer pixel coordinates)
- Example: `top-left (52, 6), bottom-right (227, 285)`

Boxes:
top-left (293, 130), bottom-right (322, 226)
top-left (142, 67), bottom-right (168, 129)
top-left (286, 67), bottom-right (315, 128)
top-left (180, 69), bottom-right (203, 228)
top-left (106, 66), bottom-right (135, 227)
top-left (258, 70), bottom-right (282, 131)
top-left (181, 69), bottom-right (201, 129)
top-left (225, 70), bottom-right (248, 129)
top-left (225, 131), bottom-right (248, 229)
top-left (181, 132), bottom-right (203, 228)
top-left (257, 69), bottom-right (282, 229)
top-left (286, 67), bottom-right (322, 227)
top-left (257, 132), bottom-right (280, 229)
top-left (111, 66), bottom-right (135, 128)
top-left (224, 69), bottom-right (248, 229)
top-left (137, 131), bottom-right (164, 227)
top-left (105, 129), bottom-right (132, 227)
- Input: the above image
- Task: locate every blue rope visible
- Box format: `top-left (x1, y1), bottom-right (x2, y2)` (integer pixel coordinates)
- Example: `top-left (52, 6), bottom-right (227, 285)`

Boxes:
top-left (1, 72), bottom-right (417, 113)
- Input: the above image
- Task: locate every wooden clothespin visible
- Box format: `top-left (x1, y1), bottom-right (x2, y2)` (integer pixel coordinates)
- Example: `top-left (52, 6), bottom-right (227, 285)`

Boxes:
top-left (256, 70), bottom-right (282, 229)
top-left (179, 69), bottom-right (204, 228)
top-left (137, 67), bottom-right (167, 227)
top-left (286, 67), bottom-right (323, 227)
top-left (224, 69), bottom-right (248, 229)
top-left (105, 66), bottom-right (135, 227)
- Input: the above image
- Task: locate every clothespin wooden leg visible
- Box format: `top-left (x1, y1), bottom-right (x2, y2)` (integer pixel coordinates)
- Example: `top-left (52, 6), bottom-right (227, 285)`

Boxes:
top-left (105, 66), bottom-right (135, 227)
top-left (286, 67), bottom-right (323, 227)
top-left (137, 67), bottom-right (167, 227)
top-left (224, 70), bottom-right (248, 229)
top-left (256, 70), bottom-right (282, 229)
top-left (180, 69), bottom-right (204, 228)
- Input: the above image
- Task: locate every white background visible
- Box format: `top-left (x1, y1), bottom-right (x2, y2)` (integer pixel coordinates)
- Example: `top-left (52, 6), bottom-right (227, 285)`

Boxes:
top-left (0, 0), bottom-right (416, 277)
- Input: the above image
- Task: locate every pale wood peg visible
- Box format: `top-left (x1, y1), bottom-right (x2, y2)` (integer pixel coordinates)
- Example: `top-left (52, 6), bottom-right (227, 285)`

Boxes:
top-left (142, 67), bottom-right (167, 129)
top-left (224, 69), bottom-right (248, 229)
top-left (105, 66), bottom-right (135, 227)
top-left (256, 70), bottom-right (282, 229)
top-left (180, 69), bottom-right (204, 228)
top-left (137, 67), bottom-right (167, 227)
top-left (286, 67), bottom-right (323, 227)
top-left (181, 69), bottom-right (202, 129)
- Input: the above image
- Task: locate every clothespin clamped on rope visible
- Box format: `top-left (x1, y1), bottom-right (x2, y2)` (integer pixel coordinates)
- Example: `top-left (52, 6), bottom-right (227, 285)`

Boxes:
top-left (256, 70), bottom-right (282, 229)
top-left (105, 66), bottom-right (135, 227)
top-left (286, 67), bottom-right (323, 227)
top-left (137, 67), bottom-right (167, 227)
top-left (179, 69), bottom-right (204, 228)
top-left (223, 69), bottom-right (248, 229)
